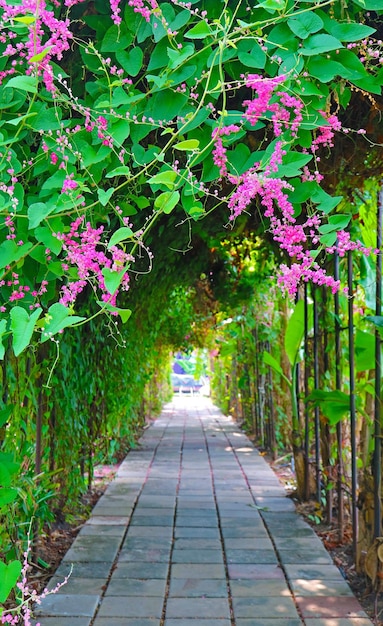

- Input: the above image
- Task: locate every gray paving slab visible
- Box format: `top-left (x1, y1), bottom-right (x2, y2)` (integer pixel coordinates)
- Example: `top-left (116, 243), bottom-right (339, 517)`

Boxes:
top-left (290, 578), bottom-right (354, 596)
top-left (232, 596), bottom-right (300, 619)
top-left (165, 597), bottom-right (230, 619)
top-left (171, 549), bottom-right (224, 563)
top-left (226, 549), bottom-right (278, 564)
top-left (168, 578), bottom-right (228, 597)
top-left (106, 578), bottom-right (167, 596)
top-left (33, 397), bottom-right (373, 626)
top-left (164, 621), bottom-right (231, 626)
top-left (35, 594), bottom-right (100, 617)
top-left (94, 617), bottom-right (161, 626)
top-left (97, 595), bottom-right (164, 618)
top-left (230, 578), bottom-right (292, 597)
top-left (32, 615), bottom-right (91, 626)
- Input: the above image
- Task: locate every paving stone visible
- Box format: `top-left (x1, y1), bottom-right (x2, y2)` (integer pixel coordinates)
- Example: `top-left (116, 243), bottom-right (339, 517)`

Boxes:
top-left (254, 496), bottom-right (297, 511)
top-left (113, 561), bottom-right (169, 579)
top-left (171, 549), bottom-right (224, 564)
top-left (174, 526), bottom-right (220, 539)
top-left (165, 597), bottom-right (230, 619)
top-left (47, 577), bottom-right (105, 595)
top-left (127, 526), bottom-right (173, 539)
top-left (278, 549), bottom-right (333, 564)
top-left (94, 617), bottom-right (161, 626)
top-left (164, 620), bottom-right (231, 626)
top-left (168, 578), bottom-right (228, 597)
top-left (230, 578), bottom-right (292, 597)
top-left (232, 596), bottom-right (300, 619)
top-left (32, 616), bottom-right (91, 626)
top-left (55, 562), bottom-right (112, 579)
top-left (284, 564), bottom-right (346, 581)
top-left (123, 537), bottom-right (172, 550)
top-left (221, 527), bottom-right (270, 540)
top-left (304, 617), bottom-right (372, 626)
top-left (273, 536), bottom-right (325, 550)
top-left (118, 548), bottom-right (170, 562)
top-left (171, 563), bottom-right (226, 579)
top-left (223, 537), bottom-right (273, 550)
top-left (106, 578), bottom-right (167, 596)
top-left (97, 595), bottom-right (164, 618)
top-left (295, 596), bottom-right (368, 618)
top-left (173, 538), bottom-right (221, 549)
top-left (175, 516), bottom-right (218, 527)
top-left (85, 516), bottom-right (130, 525)
top-left (290, 579), bottom-right (354, 597)
top-left (226, 549), bottom-right (278, 564)
top-left (228, 563), bottom-right (284, 579)
top-left (78, 524), bottom-right (126, 537)
top-left (235, 617), bottom-right (303, 626)
top-left (34, 594), bottom-right (99, 617)
top-left (130, 515), bottom-right (175, 526)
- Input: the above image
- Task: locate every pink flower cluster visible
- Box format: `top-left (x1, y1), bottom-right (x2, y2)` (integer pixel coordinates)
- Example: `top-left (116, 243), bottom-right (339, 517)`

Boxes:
top-left (220, 75), bottom-right (374, 296)
top-left (311, 112), bottom-right (342, 153)
top-left (0, 0), bottom-right (73, 93)
top-left (212, 125), bottom-right (241, 178)
top-left (56, 217), bottom-right (132, 310)
top-left (0, 531), bottom-right (69, 626)
top-left (128, 0), bottom-right (159, 22)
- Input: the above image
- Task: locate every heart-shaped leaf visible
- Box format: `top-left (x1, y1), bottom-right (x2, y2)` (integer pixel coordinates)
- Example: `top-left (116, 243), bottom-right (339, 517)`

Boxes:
top-left (0, 560), bottom-right (22, 603)
top-left (10, 307), bottom-right (42, 357)
top-left (98, 188), bottom-right (115, 206)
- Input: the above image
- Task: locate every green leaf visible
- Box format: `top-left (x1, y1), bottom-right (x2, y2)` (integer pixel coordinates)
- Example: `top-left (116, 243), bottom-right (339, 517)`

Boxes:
top-left (318, 214), bottom-right (351, 234)
top-left (238, 43), bottom-right (267, 69)
top-left (0, 487), bottom-right (18, 507)
top-left (167, 43), bottom-right (195, 69)
top-left (98, 188), bottom-right (115, 206)
top-left (108, 227), bottom-right (134, 248)
top-left (288, 12), bottom-right (323, 39)
top-left (0, 406), bottom-right (13, 429)
top-left (29, 47), bottom-right (53, 63)
top-left (301, 34), bottom-right (343, 56)
top-left (148, 170), bottom-right (177, 189)
top-left (10, 306), bottom-right (42, 357)
top-left (185, 21), bottom-right (213, 39)
top-left (101, 24), bottom-right (133, 52)
top-left (325, 22), bottom-right (375, 42)
top-left (263, 351), bottom-right (290, 386)
top-left (13, 16), bottom-right (35, 24)
top-left (35, 226), bottom-right (62, 255)
top-left (355, 329), bottom-right (375, 371)
top-left (0, 560), bottom-right (22, 603)
top-left (258, 0), bottom-right (286, 9)
top-left (0, 319), bottom-right (7, 360)
top-left (319, 232), bottom-right (337, 247)
top-left (116, 47), bottom-right (143, 76)
top-left (307, 389), bottom-right (351, 425)
top-left (0, 240), bottom-right (32, 269)
top-left (41, 303), bottom-right (86, 342)
top-left (105, 166), bottom-right (131, 179)
top-left (154, 190), bottom-right (180, 214)
top-left (174, 139), bottom-right (200, 151)
top-left (97, 301), bottom-right (132, 323)
top-left (6, 75), bottom-right (37, 93)
top-left (285, 299), bottom-right (312, 367)
top-left (273, 152), bottom-right (312, 178)
top-left (102, 268), bottom-right (125, 294)
top-left (28, 202), bottom-right (53, 229)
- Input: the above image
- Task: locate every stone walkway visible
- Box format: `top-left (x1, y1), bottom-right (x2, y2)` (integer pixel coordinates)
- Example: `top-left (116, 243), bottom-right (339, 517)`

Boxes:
top-left (34, 396), bottom-right (372, 626)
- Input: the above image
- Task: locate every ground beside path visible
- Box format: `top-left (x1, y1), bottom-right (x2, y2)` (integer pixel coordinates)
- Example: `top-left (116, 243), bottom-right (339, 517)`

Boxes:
top-left (34, 396), bottom-right (372, 626)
